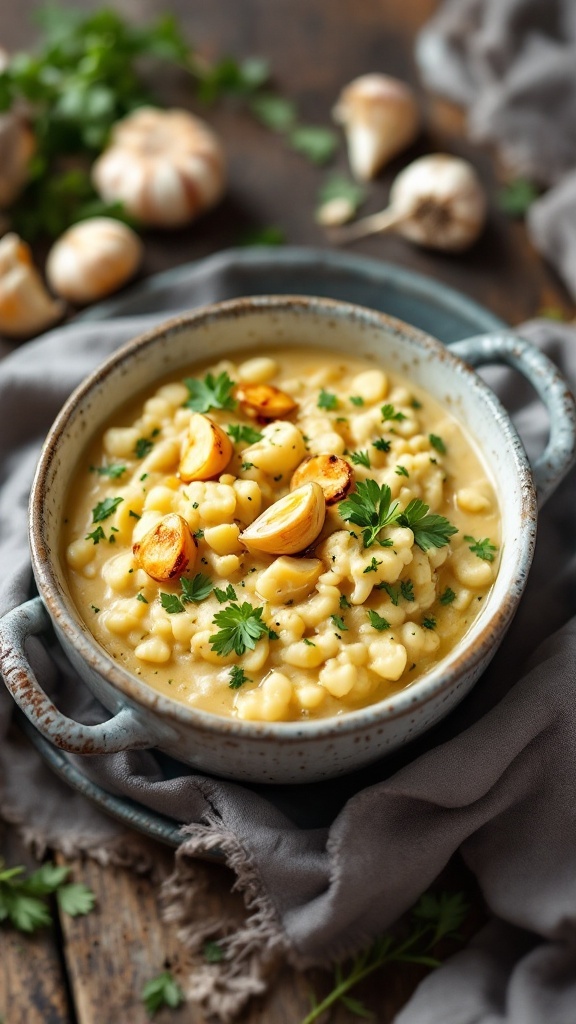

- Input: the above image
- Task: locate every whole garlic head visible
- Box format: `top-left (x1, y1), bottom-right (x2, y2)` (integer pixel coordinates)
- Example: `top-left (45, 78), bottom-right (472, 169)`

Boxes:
top-left (46, 217), bottom-right (143, 305)
top-left (333, 73), bottom-right (420, 181)
top-left (92, 107), bottom-right (226, 228)
top-left (0, 233), bottom-right (64, 338)
top-left (333, 154), bottom-right (487, 252)
top-left (0, 111), bottom-right (36, 208)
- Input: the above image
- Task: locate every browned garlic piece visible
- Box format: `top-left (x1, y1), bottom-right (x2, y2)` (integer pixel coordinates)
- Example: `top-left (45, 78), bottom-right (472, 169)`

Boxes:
top-left (236, 382), bottom-right (298, 420)
top-left (46, 218), bottom-right (143, 305)
top-left (240, 482), bottom-right (326, 555)
top-left (290, 454), bottom-right (354, 505)
top-left (333, 73), bottom-right (420, 181)
top-left (0, 233), bottom-right (64, 338)
top-left (333, 154), bottom-right (487, 251)
top-left (0, 111), bottom-right (36, 208)
top-left (179, 412), bottom-right (233, 482)
top-left (133, 512), bottom-right (198, 582)
top-left (92, 107), bottom-right (226, 228)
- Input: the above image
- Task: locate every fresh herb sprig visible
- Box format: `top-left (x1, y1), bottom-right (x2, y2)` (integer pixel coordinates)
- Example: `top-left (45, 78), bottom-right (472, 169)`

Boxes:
top-left (210, 602), bottom-right (272, 656)
top-left (0, 859), bottom-right (95, 934)
top-left (300, 890), bottom-right (470, 1024)
top-left (339, 481), bottom-right (457, 552)
top-left (464, 535), bottom-right (498, 562)
top-left (141, 970), bottom-right (184, 1017)
top-left (184, 371), bottom-right (237, 414)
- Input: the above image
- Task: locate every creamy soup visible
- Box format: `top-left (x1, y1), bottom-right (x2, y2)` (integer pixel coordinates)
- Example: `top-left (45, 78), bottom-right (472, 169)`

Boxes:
top-left (63, 348), bottom-right (500, 722)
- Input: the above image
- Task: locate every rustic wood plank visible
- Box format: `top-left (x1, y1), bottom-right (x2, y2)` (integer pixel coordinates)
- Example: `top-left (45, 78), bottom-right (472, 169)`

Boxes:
top-left (0, 831), bottom-right (72, 1024)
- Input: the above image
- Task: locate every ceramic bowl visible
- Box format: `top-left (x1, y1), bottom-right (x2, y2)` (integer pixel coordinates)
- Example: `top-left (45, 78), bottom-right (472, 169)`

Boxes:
top-left (1, 295), bottom-right (575, 783)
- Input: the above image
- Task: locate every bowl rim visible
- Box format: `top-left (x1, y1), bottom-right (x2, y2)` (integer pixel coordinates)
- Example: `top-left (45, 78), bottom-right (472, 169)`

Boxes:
top-left (29, 293), bottom-right (537, 740)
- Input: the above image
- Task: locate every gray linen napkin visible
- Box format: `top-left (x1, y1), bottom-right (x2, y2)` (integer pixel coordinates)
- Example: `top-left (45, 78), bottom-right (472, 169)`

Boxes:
top-left (1, 263), bottom-right (576, 1022)
top-left (416, 0), bottom-right (576, 302)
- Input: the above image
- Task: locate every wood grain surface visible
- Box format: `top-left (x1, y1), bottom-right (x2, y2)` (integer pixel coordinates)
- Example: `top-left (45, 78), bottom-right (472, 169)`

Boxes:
top-left (1, 0), bottom-right (574, 1022)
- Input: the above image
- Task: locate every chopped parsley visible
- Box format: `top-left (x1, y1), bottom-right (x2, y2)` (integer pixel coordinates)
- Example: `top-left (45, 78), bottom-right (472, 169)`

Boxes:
top-left (381, 403), bottom-right (406, 423)
top-left (136, 593), bottom-right (148, 604)
top-left (229, 666), bottom-right (251, 689)
top-left (464, 536), bottom-right (498, 562)
top-left (183, 370), bottom-right (237, 414)
top-left (377, 579), bottom-right (414, 605)
top-left (86, 525), bottom-right (106, 544)
top-left (91, 463), bottom-right (126, 479)
top-left (128, 509), bottom-right (140, 519)
top-left (349, 395), bottom-right (364, 406)
top-left (372, 438), bottom-right (391, 452)
top-left (339, 594), bottom-right (351, 609)
top-left (91, 496), bottom-right (123, 523)
top-left (214, 584), bottom-right (237, 604)
top-left (317, 388), bottom-right (338, 411)
top-left (141, 971), bottom-right (184, 1016)
top-left (439, 586), bottom-right (456, 605)
top-left (302, 637), bottom-right (316, 646)
top-left (422, 616), bottom-right (436, 630)
top-left (367, 610), bottom-right (391, 631)
top-left (241, 462), bottom-right (255, 471)
top-left (210, 602), bottom-right (271, 656)
top-left (330, 614), bottom-right (348, 631)
top-left (134, 437), bottom-right (154, 459)
top-left (160, 593), bottom-right (185, 614)
top-left (350, 450), bottom-right (371, 469)
top-left (363, 556), bottom-right (382, 574)
top-left (429, 434), bottom-right (447, 455)
top-left (395, 465), bottom-right (409, 477)
top-left (90, 604), bottom-right (100, 614)
top-left (227, 423), bottom-right (263, 445)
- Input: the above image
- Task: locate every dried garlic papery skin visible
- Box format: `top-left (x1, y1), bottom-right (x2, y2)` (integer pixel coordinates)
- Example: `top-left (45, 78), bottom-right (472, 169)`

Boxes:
top-left (46, 218), bottom-right (143, 305)
top-left (333, 73), bottom-right (420, 181)
top-left (0, 233), bottom-right (64, 338)
top-left (0, 110), bottom-right (36, 209)
top-left (92, 107), bottom-right (226, 228)
top-left (333, 153), bottom-right (487, 252)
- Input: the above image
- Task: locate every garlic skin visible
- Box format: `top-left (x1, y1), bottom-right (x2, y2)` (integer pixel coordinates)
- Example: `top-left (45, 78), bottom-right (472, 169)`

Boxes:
top-left (0, 233), bottom-right (64, 338)
top-left (333, 73), bottom-right (420, 181)
top-left (92, 107), bottom-right (226, 228)
top-left (0, 111), bottom-right (36, 208)
top-left (333, 154), bottom-right (487, 252)
top-left (46, 217), bottom-right (143, 305)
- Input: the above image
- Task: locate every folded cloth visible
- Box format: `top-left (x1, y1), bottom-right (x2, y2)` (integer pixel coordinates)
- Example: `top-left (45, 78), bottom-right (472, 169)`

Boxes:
top-left (1, 264), bottom-right (576, 1023)
top-left (416, 0), bottom-right (576, 301)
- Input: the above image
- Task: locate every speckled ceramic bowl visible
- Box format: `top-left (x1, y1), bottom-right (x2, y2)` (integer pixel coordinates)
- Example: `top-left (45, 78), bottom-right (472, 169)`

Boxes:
top-left (1, 296), bottom-right (575, 783)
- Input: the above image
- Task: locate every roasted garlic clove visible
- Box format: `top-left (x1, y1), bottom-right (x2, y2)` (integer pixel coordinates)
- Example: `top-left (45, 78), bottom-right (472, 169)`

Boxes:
top-left (290, 454), bottom-right (354, 505)
top-left (133, 512), bottom-right (198, 582)
top-left (235, 382), bottom-right (298, 420)
top-left (256, 555), bottom-right (323, 603)
top-left (179, 412), bottom-right (233, 482)
top-left (0, 110), bottom-right (36, 208)
top-left (92, 107), bottom-right (226, 228)
top-left (240, 482), bottom-right (326, 555)
top-left (0, 233), bottom-right (64, 338)
top-left (333, 73), bottom-right (420, 181)
top-left (333, 154), bottom-right (487, 251)
top-left (46, 217), bottom-right (143, 305)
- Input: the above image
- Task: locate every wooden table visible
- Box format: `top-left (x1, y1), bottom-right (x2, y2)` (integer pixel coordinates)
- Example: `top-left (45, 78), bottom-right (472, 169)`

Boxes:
top-left (1, 1), bottom-right (574, 1022)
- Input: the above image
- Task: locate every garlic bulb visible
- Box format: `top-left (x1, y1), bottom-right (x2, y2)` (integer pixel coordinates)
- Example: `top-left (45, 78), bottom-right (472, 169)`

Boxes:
top-left (333, 73), bottom-right (420, 181)
top-left (333, 154), bottom-right (487, 252)
top-left (46, 217), bottom-right (143, 305)
top-left (0, 233), bottom-right (64, 338)
top-left (0, 111), bottom-right (36, 208)
top-left (92, 107), bottom-right (226, 228)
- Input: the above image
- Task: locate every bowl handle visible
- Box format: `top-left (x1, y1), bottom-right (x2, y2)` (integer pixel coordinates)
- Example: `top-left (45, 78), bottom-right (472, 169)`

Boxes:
top-left (450, 332), bottom-right (576, 507)
top-left (0, 597), bottom-right (156, 755)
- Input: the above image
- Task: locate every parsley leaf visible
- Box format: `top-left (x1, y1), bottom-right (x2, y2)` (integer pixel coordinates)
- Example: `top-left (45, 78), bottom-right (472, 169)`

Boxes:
top-left (339, 593), bottom-right (351, 609)
top-left (288, 124), bottom-right (338, 164)
top-left (141, 970), bottom-right (184, 1016)
top-left (338, 479), bottom-right (400, 548)
top-left (92, 496), bottom-right (123, 523)
top-left (396, 499), bottom-right (458, 552)
top-left (57, 883), bottom-right (97, 917)
top-left (135, 437), bottom-right (154, 459)
top-left (86, 525), bottom-right (106, 544)
top-left (367, 610), bottom-right (390, 631)
top-left (422, 616), bottom-right (436, 630)
top-left (372, 438), bottom-right (391, 452)
top-left (229, 666), bottom-right (250, 689)
top-left (395, 465), bottom-right (409, 477)
top-left (350, 450), bottom-right (371, 469)
top-left (464, 535), bottom-right (498, 562)
top-left (0, 858), bottom-right (95, 934)
top-left (249, 92), bottom-right (297, 131)
top-left (180, 574), bottom-right (213, 603)
top-left (210, 602), bottom-right (270, 656)
top-left (330, 614), bottom-right (348, 631)
top-left (349, 395), bottom-right (364, 406)
top-left (363, 556), bottom-right (382, 574)
top-left (439, 586), bottom-right (456, 605)
top-left (214, 584), bottom-right (237, 604)
top-left (160, 593), bottom-right (185, 614)
top-left (429, 434), bottom-right (446, 455)
top-left (317, 388), bottom-right (338, 410)
top-left (381, 403), bottom-right (406, 423)
top-left (183, 371), bottom-right (237, 413)
top-left (227, 423), bottom-right (263, 445)
top-left (91, 463), bottom-right (126, 479)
